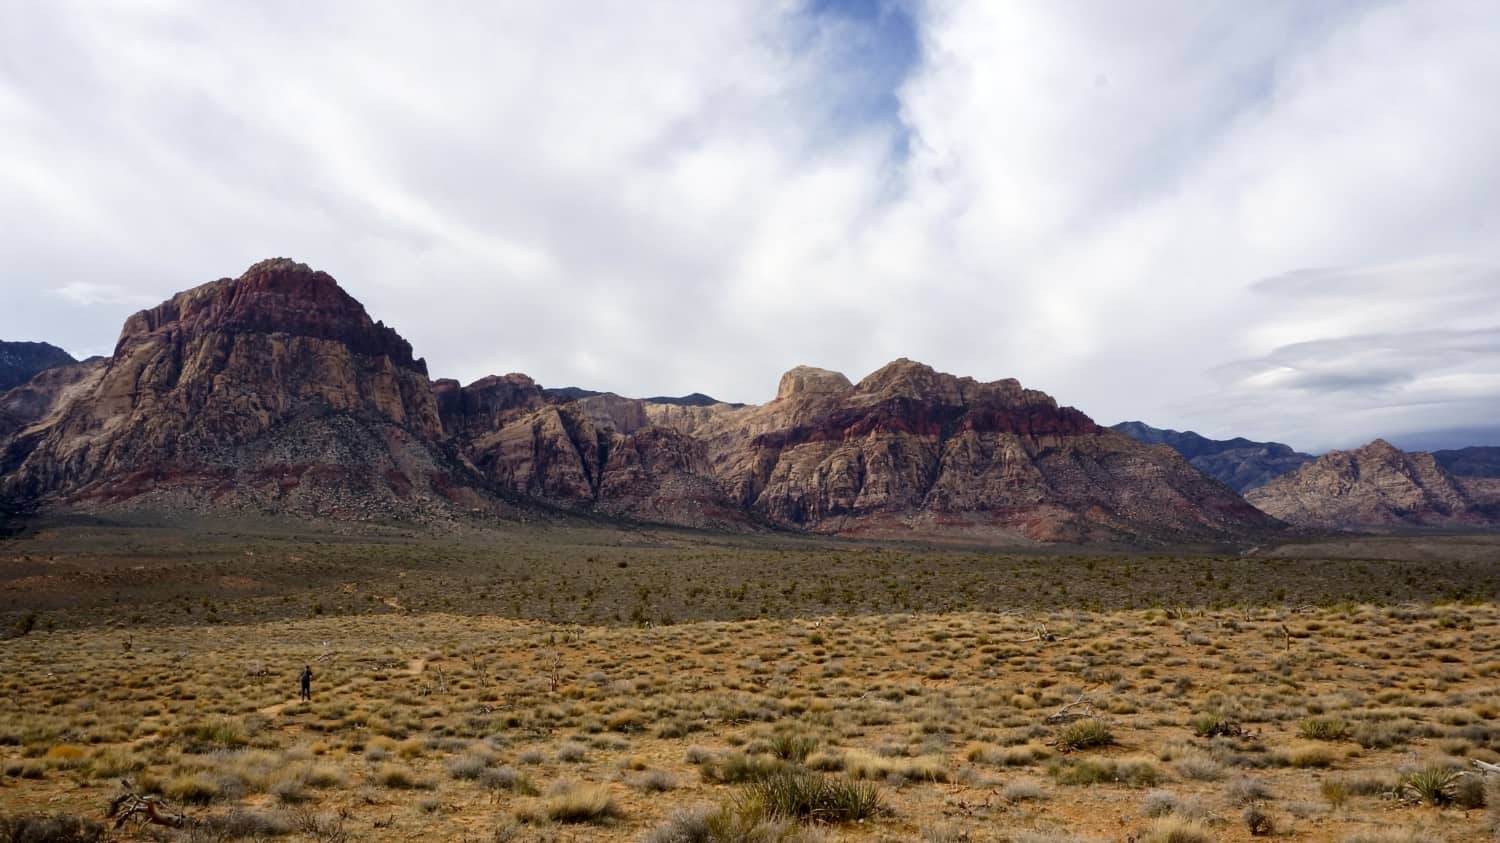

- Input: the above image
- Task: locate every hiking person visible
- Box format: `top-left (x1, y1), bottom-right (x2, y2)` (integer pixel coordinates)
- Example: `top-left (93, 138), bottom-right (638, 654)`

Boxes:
top-left (299, 664), bottom-right (313, 701)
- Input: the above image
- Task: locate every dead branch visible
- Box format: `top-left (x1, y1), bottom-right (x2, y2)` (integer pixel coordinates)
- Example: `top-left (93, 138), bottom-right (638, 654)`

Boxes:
top-left (1474, 759), bottom-right (1500, 775)
top-left (108, 780), bottom-right (187, 829)
top-left (1046, 692), bottom-right (1096, 723)
top-left (1019, 624), bottom-right (1060, 643)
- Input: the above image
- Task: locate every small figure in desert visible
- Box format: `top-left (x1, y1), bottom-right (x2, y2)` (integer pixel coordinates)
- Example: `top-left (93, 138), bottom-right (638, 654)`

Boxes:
top-left (299, 664), bottom-right (313, 701)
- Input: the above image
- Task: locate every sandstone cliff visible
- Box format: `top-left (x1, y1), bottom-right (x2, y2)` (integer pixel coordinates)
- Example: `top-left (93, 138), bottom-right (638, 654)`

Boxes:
top-left (666, 359), bottom-right (1279, 543)
top-left (1245, 439), bottom-right (1494, 530)
top-left (0, 259), bottom-right (490, 518)
top-left (0, 259), bottom-right (1290, 543)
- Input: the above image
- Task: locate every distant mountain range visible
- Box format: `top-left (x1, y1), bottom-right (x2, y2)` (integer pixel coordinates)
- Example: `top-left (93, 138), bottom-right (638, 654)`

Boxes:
top-left (1246, 439), bottom-right (1500, 529)
top-left (0, 258), bottom-right (1280, 544)
top-left (0, 341), bottom-right (75, 392)
top-left (5, 259), bottom-right (1499, 540)
top-left (1110, 422), bottom-right (1314, 493)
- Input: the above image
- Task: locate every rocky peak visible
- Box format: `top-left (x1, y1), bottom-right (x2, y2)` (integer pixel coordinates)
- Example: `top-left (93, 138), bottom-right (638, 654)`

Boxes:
top-left (854, 358), bottom-right (959, 403)
top-left (117, 258), bottom-right (425, 373)
top-left (775, 366), bottom-right (853, 401)
top-left (1245, 438), bottom-right (1487, 530)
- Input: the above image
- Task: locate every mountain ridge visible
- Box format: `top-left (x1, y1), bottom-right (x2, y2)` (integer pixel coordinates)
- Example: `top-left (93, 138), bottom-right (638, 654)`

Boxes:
top-left (0, 259), bottom-right (1288, 543)
top-left (0, 341), bottom-right (77, 393)
top-left (1245, 438), bottom-right (1499, 530)
top-left (1111, 421), bottom-right (1314, 493)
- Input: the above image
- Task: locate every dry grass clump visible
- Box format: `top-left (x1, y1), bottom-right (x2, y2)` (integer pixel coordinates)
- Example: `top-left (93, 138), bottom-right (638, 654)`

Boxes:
top-left (0, 813), bottom-right (106, 843)
top-left (1138, 815), bottom-right (1213, 843)
top-left (735, 769), bottom-right (884, 824)
top-left (1054, 718), bottom-right (1114, 752)
top-left (514, 781), bottom-right (622, 825)
top-left (1274, 742), bottom-right (1339, 769)
top-left (1341, 829), bottom-right (1447, 843)
top-left (1299, 716), bottom-right (1351, 741)
top-left (1050, 757), bottom-right (1161, 788)
top-left (839, 749), bottom-right (948, 783)
top-left (642, 805), bottom-right (827, 843)
top-left (1002, 778), bottom-right (1047, 803)
top-left (371, 762), bottom-right (432, 790)
top-left (700, 751), bottom-right (788, 784)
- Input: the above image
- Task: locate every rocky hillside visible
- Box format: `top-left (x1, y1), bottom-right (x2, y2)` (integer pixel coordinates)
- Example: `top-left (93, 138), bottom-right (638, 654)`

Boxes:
top-left (0, 259), bottom-right (1288, 543)
top-left (439, 358), bottom-right (1282, 543)
top-left (0, 259), bottom-right (496, 520)
top-left (0, 341), bottom-right (76, 392)
top-left (1112, 421), bottom-right (1313, 492)
top-left (1245, 439), bottom-right (1496, 530)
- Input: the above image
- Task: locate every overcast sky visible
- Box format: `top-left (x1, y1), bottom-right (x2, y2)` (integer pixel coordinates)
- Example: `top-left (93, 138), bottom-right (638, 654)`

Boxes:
top-left (4, 1), bottom-right (1499, 452)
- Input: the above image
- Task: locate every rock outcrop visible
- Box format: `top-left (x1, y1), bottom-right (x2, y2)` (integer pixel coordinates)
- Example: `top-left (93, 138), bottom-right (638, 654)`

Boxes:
top-left (1245, 439), bottom-right (1494, 530)
top-left (0, 357), bottom-right (108, 441)
top-left (0, 259), bottom-right (490, 518)
top-left (1112, 421), bottom-right (1314, 493)
top-left (0, 259), bottom-right (1289, 543)
top-left (0, 341), bottom-right (76, 392)
top-left (660, 359), bottom-right (1279, 543)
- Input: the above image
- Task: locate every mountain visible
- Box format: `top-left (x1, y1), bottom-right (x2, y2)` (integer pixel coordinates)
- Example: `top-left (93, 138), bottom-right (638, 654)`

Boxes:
top-left (446, 358), bottom-right (1281, 543)
top-left (543, 386), bottom-right (605, 402)
top-left (0, 341), bottom-right (76, 392)
top-left (0, 259), bottom-right (496, 519)
top-left (1111, 421), bottom-right (1313, 492)
top-left (0, 259), bottom-right (1285, 544)
top-left (1244, 439), bottom-right (1496, 530)
top-left (1433, 446), bottom-right (1500, 478)
top-left (645, 392), bottom-right (744, 408)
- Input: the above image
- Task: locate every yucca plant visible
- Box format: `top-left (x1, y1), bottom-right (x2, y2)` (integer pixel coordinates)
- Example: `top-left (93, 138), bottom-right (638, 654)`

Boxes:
top-left (1400, 765), bottom-right (1459, 806)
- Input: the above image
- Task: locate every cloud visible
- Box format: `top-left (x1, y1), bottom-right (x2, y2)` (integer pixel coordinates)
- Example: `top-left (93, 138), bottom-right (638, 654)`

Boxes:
top-left (49, 282), bottom-right (159, 308)
top-left (3, 1), bottom-right (1500, 451)
top-left (1192, 260), bottom-right (1500, 449)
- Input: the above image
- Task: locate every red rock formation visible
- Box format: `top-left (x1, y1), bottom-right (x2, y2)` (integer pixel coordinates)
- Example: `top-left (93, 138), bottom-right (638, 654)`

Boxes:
top-left (667, 359), bottom-right (1277, 543)
top-left (1245, 439), bottom-right (1493, 530)
top-left (1, 259), bottom-right (488, 518)
top-left (0, 260), bottom-right (1284, 542)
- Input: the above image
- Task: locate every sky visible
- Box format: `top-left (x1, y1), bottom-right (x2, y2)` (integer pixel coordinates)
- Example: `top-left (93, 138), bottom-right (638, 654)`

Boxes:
top-left (3, 0), bottom-right (1499, 453)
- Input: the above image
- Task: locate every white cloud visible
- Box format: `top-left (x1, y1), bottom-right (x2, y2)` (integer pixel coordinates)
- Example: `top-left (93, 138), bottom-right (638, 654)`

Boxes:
top-left (3, 1), bottom-right (1500, 451)
top-left (49, 282), bottom-right (158, 308)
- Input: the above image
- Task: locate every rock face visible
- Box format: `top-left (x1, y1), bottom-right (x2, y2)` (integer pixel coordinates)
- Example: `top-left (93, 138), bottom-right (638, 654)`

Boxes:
top-left (1112, 421), bottom-right (1314, 492)
top-left (674, 359), bottom-right (1278, 543)
top-left (0, 259), bottom-right (1286, 543)
top-left (438, 359), bottom-right (1278, 541)
top-left (440, 382), bottom-right (751, 529)
top-left (1245, 439), bottom-right (1495, 530)
top-left (0, 259), bottom-right (489, 518)
top-left (0, 357), bottom-right (109, 441)
top-left (0, 341), bottom-right (76, 392)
